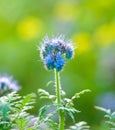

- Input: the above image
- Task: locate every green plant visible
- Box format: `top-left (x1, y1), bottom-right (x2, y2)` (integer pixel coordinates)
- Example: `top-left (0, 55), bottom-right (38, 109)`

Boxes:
top-left (0, 92), bottom-right (36, 130)
top-left (96, 106), bottom-right (115, 130)
top-left (34, 35), bottom-right (90, 130)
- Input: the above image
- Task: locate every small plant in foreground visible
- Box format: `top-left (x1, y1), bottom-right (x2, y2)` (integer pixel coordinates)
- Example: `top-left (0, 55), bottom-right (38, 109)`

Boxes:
top-left (96, 106), bottom-right (115, 130)
top-left (35, 35), bottom-right (90, 130)
top-left (0, 91), bottom-right (36, 130)
top-left (0, 75), bottom-right (36, 130)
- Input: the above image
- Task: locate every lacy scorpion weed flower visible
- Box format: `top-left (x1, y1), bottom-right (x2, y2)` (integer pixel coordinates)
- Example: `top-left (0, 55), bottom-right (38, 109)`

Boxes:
top-left (39, 35), bottom-right (74, 71)
top-left (37, 36), bottom-right (90, 130)
top-left (0, 75), bottom-right (20, 96)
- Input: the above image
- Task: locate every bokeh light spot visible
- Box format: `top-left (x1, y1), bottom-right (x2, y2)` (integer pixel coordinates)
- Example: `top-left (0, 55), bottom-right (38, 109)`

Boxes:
top-left (94, 23), bottom-right (115, 46)
top-left (54, 1), bottom-right (76, 21)
top-left (73, 33), bottom-right (91, 54)
top-left (17, 16), bottom-right (43, 40)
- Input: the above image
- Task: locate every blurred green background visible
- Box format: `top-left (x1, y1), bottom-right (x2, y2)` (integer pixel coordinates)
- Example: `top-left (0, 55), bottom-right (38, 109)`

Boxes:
top-left (0, 0), bottom-right (115, 129)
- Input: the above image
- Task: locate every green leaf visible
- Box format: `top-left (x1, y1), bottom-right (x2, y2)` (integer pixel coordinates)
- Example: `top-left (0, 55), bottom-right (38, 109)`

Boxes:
top-left (95, 106), bottom-right (111, 114)
top-left (96, 106), bottom-right (115, 129)
top-left (66, 121), bottom-right (90, 130)
top-left (72, 89), bottom-right (91, 100)
top-left (56, 105), bottom-right (80, 122)
top-left (38, 89), bottom-right (56, 100)
top-left (46, 81), bottom-right (54, 87)
top-left (46, 119), bottom-right (58, 130)
top-left (38, 106), bottom-right (47, 120)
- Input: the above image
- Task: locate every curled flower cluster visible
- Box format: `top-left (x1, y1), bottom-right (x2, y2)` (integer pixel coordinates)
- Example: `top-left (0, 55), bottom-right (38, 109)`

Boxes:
top-left (39, 35), bottom-right (74, 71)
top-left (0, 75), bottom-right (20, 96)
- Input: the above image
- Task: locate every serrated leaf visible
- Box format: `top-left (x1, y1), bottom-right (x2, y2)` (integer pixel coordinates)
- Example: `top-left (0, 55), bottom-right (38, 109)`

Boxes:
top-left (72, 89), bottom-right (91, 100)
top-left (96, 106), bottom-right (115, 129)
top-left (38, 106), bottom-right (47, 120)
top-left (38, 89), bottom-right (56, 101)
top-left (38, 89), bottom-right (49, 96)
top-left (46, 81), bottom-right (54, 87)
top-left (46, 119), bottom-right (58, 130)
top-left (57, 105), bottom-right (80, 122)
top-left (66, 109), bottom-right (75, 122)
top-left (95, 106), bottom-right (111, 114)
top-left (66, 121), bottom-right (90, 130)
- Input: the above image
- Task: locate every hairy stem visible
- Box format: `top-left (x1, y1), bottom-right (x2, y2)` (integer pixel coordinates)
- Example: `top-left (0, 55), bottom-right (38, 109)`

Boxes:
top-left (54, 69), bottom-right (64, 130)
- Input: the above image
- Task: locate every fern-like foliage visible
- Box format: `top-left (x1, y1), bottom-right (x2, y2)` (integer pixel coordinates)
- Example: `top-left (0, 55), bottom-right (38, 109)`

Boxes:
top-left (38, 89), bottom-right (56, 101)
top-left (66, 121), bottom-right (90, 130)
top-left (62, 89), bottom-right (91, 122)
top-left (64, 89), bottom-right (91, 106)
top-left (34, 104), bottom-right (58, 130)
top-left (95, 106), bottom-right (115, 130)
top-left (36, 89), bottom-right (90, 130)
top-left (0, 92), bottom-right (36, 130)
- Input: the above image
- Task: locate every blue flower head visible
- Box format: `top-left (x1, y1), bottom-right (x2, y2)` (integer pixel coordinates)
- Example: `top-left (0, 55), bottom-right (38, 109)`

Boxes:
top-left (39, 35), bottom-right (74, 71)
top-left (0, 75), bottom-right (21, 96)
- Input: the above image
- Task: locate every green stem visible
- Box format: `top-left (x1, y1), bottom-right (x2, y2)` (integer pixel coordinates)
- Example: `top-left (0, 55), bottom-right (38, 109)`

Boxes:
top-left (54, 69), bottom-right (64, 130)
top-left (59, 110), bottom-right (65, 130)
